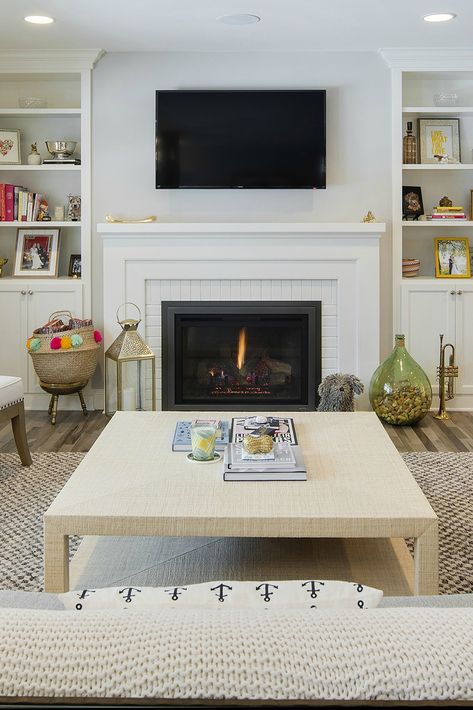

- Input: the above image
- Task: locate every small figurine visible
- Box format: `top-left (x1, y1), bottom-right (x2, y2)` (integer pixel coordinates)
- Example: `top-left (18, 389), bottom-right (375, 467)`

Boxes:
top-left (439, 196), bottom-right (453, 207)
top-left (0, 258), bottom-right (8, 277)
top-left (37, 198), bottom-right (51, 221)
top-left (27, 142), bottom-right (41, 166)
top-left (362, 211), bottom-right (377, 223)
top-left (317, 373), bottom-right (364, 412)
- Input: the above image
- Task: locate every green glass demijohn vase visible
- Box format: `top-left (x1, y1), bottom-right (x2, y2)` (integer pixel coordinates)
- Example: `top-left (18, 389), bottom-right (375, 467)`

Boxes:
top-left (369, 334), bottom-right (432, 426)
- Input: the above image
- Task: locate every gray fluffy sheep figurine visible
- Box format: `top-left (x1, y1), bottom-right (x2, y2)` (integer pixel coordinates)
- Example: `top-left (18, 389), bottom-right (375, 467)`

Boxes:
top-left (317, 373), bottom-right (364, 412)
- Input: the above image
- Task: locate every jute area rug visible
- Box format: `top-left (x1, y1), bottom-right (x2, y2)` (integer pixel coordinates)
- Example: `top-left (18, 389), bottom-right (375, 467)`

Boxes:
top-left (0, 451), bottom-right (472, 594)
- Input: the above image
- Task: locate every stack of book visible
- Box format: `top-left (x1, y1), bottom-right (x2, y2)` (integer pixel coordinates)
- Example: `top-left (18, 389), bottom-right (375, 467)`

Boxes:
top-left (0, 183), bottom-right (47, 222)
top-left (430, 205), bottom-right (466, 220)
top-left (223, 443), bottom-right (307, 481)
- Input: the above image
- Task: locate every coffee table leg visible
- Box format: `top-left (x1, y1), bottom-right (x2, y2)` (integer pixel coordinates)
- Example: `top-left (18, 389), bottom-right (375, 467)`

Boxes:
top-left (44, 523), bottom-right (69, 593)
top-left (413, 520), bottom-right (439, 595)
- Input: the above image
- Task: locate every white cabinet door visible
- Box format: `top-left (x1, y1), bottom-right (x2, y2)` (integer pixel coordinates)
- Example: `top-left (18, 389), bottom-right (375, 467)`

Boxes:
top-left (400, 281), bottom-right (456, 389)
top-left (454, 284), bottom-right (473, 397)
top-left (0, 282), bottom-right (28, 382)
top-left (25, 281), bottom-right (83, 394)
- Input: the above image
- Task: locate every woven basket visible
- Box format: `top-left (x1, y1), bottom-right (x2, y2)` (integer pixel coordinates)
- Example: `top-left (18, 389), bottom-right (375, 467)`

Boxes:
top-left (28, 311), bottom-right (100, 385)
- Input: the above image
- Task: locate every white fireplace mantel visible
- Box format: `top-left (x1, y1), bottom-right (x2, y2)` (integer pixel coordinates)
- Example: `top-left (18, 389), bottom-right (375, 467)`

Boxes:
top-left (98, 221), bottom-right (385, 236)
top-left (99, 221), bottom-right (385, 410)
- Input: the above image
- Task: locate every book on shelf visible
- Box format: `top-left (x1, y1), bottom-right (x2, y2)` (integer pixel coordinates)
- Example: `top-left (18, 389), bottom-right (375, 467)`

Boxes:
top-left (430, 205), bottom-right (466, 220)
top-left (0, 183), bottom-right (45, 222)
top-left (430, 214), bottom-right (466, 219)
top-left (171, 420), bottom-right (230, 452)
top-left (223, 444), bottom-right (307, 481)
top-left (231, 416), bottom-right (297, 445)
top-left (42, 158), bottom-right (81, 165)
top-left (431, 212), bottom-right (466, 220)
top-left (4, 184), bottom-right (14, 221)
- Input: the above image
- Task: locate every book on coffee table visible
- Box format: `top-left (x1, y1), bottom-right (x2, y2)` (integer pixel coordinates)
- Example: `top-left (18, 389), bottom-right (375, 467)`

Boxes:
top-left (172, 420), bottom-right (230, 451)
top-left (231, 417), bottom-right (297, 445)
top-left (223, 444), bottom-right (307, 481)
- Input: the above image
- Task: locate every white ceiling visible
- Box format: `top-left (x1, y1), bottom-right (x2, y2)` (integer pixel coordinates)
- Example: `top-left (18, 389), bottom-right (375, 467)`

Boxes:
top-left (2, 0), bottom-right (473, 52)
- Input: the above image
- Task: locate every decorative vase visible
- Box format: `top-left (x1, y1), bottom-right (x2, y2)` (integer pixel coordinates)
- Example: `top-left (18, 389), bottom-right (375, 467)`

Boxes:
top-left (369, 334), bottom-right (432, 425)
top-left (403, 121), bottom-right (417, 164)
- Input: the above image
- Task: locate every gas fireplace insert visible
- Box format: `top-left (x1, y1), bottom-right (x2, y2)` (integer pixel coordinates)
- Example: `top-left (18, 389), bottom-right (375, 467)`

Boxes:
top-left (161, 302), bottom-right (321, 411)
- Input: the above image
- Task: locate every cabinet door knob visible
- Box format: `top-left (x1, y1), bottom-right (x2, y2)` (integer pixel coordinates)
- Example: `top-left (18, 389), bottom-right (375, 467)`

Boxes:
top-left (450, 290), bottom-right (455, 295)
top-left (457, 290), bottom-right (463, 295)
top-left (28, 290), bottom-right (34, 295)
top-left (20, 289), bottom-right (26, 295)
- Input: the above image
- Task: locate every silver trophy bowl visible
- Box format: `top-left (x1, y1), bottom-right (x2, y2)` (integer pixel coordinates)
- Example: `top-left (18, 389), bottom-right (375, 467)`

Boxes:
top-left (45, 140), bottom-right (77, 160)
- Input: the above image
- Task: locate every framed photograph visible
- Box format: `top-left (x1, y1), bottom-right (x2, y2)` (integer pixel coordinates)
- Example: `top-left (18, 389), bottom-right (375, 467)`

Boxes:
top-left (402, 185), bottom-right (424, 219)
top-left (434, 237), bottom-right (471, 278)
top-left (68, 253), bottom-right (81, 278)
top-left (13, 228), bottom-right (60, 278)
top-left (418, 118), bottom-right (460, 164)
top-left (0, 128), bottom-right (21, 165)
top-left (66, 194), bottom-right (81, 221)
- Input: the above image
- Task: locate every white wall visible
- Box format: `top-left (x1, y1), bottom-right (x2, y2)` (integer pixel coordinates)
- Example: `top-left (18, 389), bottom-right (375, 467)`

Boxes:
top-left (92, 51), bottom-right (392, 361)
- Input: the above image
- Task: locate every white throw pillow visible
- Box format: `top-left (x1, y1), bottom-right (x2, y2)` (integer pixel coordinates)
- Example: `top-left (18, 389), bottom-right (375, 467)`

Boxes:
top-left (59, 579), bottom-right (382, 611)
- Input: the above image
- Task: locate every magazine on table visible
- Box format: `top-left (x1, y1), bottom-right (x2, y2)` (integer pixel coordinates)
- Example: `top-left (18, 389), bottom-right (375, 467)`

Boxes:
top-left (230, 416), bottom-right (297, 446)
top-left (227, 442), bottom-right (296, 469)
top-left (223, 444), bottom-right (307, 481)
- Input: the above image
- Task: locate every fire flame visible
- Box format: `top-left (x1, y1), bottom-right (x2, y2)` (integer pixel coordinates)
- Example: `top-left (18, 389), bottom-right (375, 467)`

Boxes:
top-left (237, 327), bottom-right (247, 371)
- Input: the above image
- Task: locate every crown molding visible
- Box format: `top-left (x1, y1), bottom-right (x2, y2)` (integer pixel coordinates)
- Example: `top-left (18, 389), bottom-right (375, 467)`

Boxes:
top-left (0, 49), bottom-right (105, 73)
top-left (380, 48), bottom-right (473, 71)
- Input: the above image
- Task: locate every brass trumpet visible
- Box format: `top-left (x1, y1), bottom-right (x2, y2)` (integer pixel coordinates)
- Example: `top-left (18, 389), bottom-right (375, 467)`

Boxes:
top-left (435, 333), bottom-right (458, 420)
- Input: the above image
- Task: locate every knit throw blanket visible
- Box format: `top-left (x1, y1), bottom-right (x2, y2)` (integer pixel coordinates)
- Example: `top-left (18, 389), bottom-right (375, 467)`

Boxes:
top-left (1, 607), bottom-right (472, 702)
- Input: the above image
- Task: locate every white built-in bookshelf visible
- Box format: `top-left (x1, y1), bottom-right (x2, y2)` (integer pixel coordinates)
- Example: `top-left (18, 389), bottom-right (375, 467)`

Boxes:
top-left (382, 50), bottom-right (473, 410)
top-left (0, 50), bottom-right (103, 407)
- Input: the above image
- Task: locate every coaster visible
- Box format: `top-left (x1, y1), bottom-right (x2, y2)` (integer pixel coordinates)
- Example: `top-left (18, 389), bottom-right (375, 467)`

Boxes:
top-left (186, 452), bottom-right (222, 464)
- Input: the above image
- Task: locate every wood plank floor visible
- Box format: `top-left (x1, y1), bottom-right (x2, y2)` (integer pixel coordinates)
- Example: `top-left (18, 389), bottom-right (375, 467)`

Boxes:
top-left (1, 409), bottom-right (473, 453)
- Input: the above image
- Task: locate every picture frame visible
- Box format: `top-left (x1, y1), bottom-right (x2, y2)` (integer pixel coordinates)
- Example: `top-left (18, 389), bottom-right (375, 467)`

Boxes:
top-left (0, 128), bottom-right (21, 165)
top-left (13, 228), bottom-right (60, 278)
top-left (66, 194), bottom-right (81, 222)
top-left (402, 185), bottom-right (424, 219)
top-left (470, 189), bottom-right (473, 220)
top-left (68, 253), bottom-right (81, 278)
top-left (434, 237), bottom-right (471, 279)
top-left (418, 118), bottom-right (460, 164)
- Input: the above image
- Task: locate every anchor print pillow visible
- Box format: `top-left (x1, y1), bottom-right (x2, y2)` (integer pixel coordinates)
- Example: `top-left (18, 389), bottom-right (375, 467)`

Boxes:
top-left (59, 579), bottom-right (383, 611)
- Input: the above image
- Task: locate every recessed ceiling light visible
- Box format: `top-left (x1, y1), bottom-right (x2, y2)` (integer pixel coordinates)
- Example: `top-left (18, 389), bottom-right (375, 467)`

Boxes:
top-left (423, 12), bottom-right (456, 22)
top-left (24, 15), bottom-right (55, 25)
top-left (217, 14), bottom-right (261, 26)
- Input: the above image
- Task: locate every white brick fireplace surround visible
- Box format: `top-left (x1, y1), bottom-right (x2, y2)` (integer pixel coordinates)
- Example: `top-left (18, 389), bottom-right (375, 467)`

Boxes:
top-left (98, 222), bottom-right (385, 410)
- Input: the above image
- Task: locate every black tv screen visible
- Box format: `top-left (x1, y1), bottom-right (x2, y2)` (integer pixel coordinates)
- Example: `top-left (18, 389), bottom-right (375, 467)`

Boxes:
top-left (155, 90), bottom-right (326, 189)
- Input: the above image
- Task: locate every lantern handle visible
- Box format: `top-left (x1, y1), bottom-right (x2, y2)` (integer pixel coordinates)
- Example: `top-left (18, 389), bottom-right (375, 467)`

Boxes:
top-left (116, 302), bottom-right (141, 326)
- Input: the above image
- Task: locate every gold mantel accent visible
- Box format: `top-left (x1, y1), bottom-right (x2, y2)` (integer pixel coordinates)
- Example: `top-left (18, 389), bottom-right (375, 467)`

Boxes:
top-left (105, 214), bottom-right (157, 224)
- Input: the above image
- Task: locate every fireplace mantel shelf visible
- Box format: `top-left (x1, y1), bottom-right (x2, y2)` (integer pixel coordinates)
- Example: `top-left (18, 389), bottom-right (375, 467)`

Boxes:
top-left (98, 221), bottom-right (385, 236)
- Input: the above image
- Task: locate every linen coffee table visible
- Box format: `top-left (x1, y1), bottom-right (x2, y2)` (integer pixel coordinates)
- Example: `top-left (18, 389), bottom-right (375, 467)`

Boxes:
top-left (44, 411), bottom-right (438, 594)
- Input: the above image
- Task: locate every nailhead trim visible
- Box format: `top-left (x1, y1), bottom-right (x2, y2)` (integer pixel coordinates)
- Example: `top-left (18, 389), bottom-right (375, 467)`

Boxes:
top-left (0, 398), bottom-right (24, 411)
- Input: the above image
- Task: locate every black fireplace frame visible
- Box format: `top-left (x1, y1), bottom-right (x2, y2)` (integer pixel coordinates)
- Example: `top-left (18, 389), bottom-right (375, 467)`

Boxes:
top-left (162, 301), bottom-right (321, 411)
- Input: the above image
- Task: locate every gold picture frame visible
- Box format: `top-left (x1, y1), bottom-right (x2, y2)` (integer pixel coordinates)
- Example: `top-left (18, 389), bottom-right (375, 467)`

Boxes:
top-left (434, 237), bottom-right (471, 278)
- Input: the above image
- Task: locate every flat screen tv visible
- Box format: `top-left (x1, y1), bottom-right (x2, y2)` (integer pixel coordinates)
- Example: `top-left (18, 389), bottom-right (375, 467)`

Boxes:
top-left (155, 90), bottom-right (326, 189)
